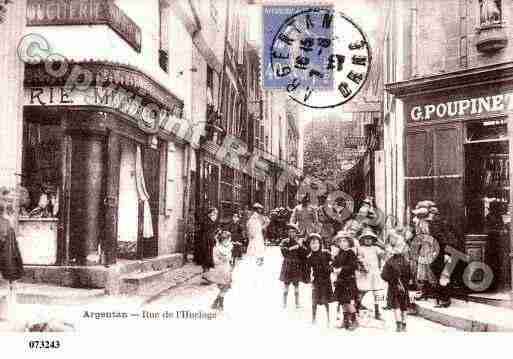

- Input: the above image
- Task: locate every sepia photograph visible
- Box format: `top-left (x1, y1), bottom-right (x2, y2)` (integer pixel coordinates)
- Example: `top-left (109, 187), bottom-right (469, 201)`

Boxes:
top-left (1, 0), bottom-right (513, 354)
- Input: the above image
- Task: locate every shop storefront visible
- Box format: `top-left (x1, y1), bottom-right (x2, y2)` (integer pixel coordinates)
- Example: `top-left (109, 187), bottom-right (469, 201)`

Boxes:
top-left (20, 61), bottom-right (185, 267)
top-left (387, 64), bottom-right (513, 291)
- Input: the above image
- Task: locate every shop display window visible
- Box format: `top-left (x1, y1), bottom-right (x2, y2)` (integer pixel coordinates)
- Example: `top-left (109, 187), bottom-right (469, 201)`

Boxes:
top-left (21, 121), bottom-right (62, 219)
top-left (465, 120), bottom-right (510, 233)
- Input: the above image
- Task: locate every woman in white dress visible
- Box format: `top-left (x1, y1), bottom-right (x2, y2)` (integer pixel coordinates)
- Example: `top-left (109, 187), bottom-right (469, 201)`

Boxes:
top-left (246, 203), bottom-right (269, 266)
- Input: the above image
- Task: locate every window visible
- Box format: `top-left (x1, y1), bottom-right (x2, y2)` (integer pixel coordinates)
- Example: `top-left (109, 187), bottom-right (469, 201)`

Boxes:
top-left (479, 0), bottom-right (502, 26)
top-left (159, 1), bottom-right (169, 72)
top-left (22, 120), bottom-right (62, 219)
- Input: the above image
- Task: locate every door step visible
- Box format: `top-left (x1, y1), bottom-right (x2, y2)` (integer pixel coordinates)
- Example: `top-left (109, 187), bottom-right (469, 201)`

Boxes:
top-left (120, 264), bottom-right (203, 297)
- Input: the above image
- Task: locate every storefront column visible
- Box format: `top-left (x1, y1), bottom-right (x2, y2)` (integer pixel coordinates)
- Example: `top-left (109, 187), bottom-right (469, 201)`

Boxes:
top-left (104, 131), bottom-right (121, 265)
top-left (67, 112), bottom-right (108, 265)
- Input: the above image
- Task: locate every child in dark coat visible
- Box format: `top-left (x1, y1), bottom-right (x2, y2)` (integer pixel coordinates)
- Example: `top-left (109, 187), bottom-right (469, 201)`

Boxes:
top-left (280, 224), bottom-right (309, 309)
top-left (332, 233), bottom-right (359, 330)
top-left (306, 233), bottom-right (334, 327)
top-left (381, 236), bottom-right (411, 332)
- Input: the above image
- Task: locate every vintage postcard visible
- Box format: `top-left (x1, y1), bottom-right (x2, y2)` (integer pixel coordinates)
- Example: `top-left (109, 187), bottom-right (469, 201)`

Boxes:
top-left (1, 0), bottom-right (513, 354)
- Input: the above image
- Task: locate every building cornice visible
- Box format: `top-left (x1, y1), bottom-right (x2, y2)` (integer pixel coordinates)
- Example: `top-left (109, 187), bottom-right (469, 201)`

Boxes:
top-left (385, 62), bottom-right (513, 98)
top-left (24, 61), bottom-right (184, 117)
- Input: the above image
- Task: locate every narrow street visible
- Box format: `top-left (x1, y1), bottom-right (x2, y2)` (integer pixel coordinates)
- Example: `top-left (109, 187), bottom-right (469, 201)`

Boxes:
top-left (144, 246), bottom-right (455, 334)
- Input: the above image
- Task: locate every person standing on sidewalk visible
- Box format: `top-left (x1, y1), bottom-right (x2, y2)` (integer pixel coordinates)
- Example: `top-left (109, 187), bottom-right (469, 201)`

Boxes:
top-left (195, 207), bottom-right (220, 283)
top-left (279, 224), bottom-right (308, 309)
top-left (381, 234), bottom-right (411, 332)
top-left (411, 205), bottom-right (437, 300)
top-left (0, 197), bottom-right (24, 322)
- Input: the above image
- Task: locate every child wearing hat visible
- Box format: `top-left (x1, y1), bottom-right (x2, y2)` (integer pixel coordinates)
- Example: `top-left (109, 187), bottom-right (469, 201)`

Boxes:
top-left (280, 223), bottom-right (309, 309)
top-left (306, 233), bottom-right (334, 327)
top-left (355, 227), bottom-right (386, 320)
top-left (332, 232), bottom-right (359, 330)
top-left (381, 234), bottom-right (411, 332)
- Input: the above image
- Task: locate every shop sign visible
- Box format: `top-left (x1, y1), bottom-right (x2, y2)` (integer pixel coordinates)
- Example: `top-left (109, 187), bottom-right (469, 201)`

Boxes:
top-left (409, 92), bottom-right (513, 122)
top-left (24, 86), bottom-right (167, 131)
top-left (26, 0), bottom-right (142, 52)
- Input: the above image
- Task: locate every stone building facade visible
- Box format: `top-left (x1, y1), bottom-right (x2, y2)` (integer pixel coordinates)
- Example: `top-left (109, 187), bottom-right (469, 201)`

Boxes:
top-left (385, 0), bottom-right (513, 292)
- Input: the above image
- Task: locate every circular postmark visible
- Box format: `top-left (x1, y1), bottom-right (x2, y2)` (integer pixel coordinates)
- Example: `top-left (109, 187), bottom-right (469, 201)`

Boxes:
top-left (269, 8), bottom-right (372, 109)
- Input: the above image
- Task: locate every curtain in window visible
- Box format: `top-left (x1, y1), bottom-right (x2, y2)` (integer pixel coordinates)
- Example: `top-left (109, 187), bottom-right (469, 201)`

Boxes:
top-left (135, 145), bottom-right (154, 238)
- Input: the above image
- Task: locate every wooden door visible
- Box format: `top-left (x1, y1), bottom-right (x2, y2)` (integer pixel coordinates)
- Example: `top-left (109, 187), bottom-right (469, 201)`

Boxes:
top-left (406, 128), bottom-right (434, 213)
top-left (406, 123), bottom-right (464, 242)
top-left (433, 124), bottom-right (464, 240)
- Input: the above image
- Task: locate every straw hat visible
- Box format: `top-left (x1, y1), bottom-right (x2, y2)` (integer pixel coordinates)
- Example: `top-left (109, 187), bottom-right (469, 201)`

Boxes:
top-left (308, 233), bottom-right (322, 241)
top-left (416, 200), bottom-right (436, 209)
top-left (252, 203), bottom-right (263, 210)
top-left (411, 206), bottom-right (429, 217)
top-left (359, 227), bottom-right (378, 241)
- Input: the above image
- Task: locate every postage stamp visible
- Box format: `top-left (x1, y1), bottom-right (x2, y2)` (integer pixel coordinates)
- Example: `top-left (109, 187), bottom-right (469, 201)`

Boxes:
top-left (263, 5), bottom-right (372, 109)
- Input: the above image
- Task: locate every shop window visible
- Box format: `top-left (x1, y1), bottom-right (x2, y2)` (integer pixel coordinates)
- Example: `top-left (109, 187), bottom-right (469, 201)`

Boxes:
top-left (22, 121), bottom-right (62, 218)
top-left (220, 164), bottom-right (235, 218)
top-left (479, 0), bottom-right (502, 26)
top-left (465, 121), bottom-right (509, 233)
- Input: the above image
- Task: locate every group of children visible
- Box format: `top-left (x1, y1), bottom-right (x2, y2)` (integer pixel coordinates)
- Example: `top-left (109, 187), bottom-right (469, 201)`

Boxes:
top-left (202, 217), bottom-right (412, 333)
top-left (279, 223), bottom-right (412, 332)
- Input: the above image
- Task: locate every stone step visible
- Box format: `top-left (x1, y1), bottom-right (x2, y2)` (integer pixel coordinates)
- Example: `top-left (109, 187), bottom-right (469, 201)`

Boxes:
top-left (120, 264), bottom-right (203, 297)
top-left (0, 282), bottom-right (105, 306)
top-left (20, 253), bottom-right (185, 290)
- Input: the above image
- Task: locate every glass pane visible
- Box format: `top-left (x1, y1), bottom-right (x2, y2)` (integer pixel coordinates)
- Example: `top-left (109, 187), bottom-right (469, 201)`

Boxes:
top-left (22, 122), bottom-right (62, 218)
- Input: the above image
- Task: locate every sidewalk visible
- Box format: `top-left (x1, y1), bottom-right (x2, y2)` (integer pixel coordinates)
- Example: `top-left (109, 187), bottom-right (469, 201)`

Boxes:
top-left (414, 298), bottom-right (513, 332)
top-left (0, 263), bottom-right (203, 332)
